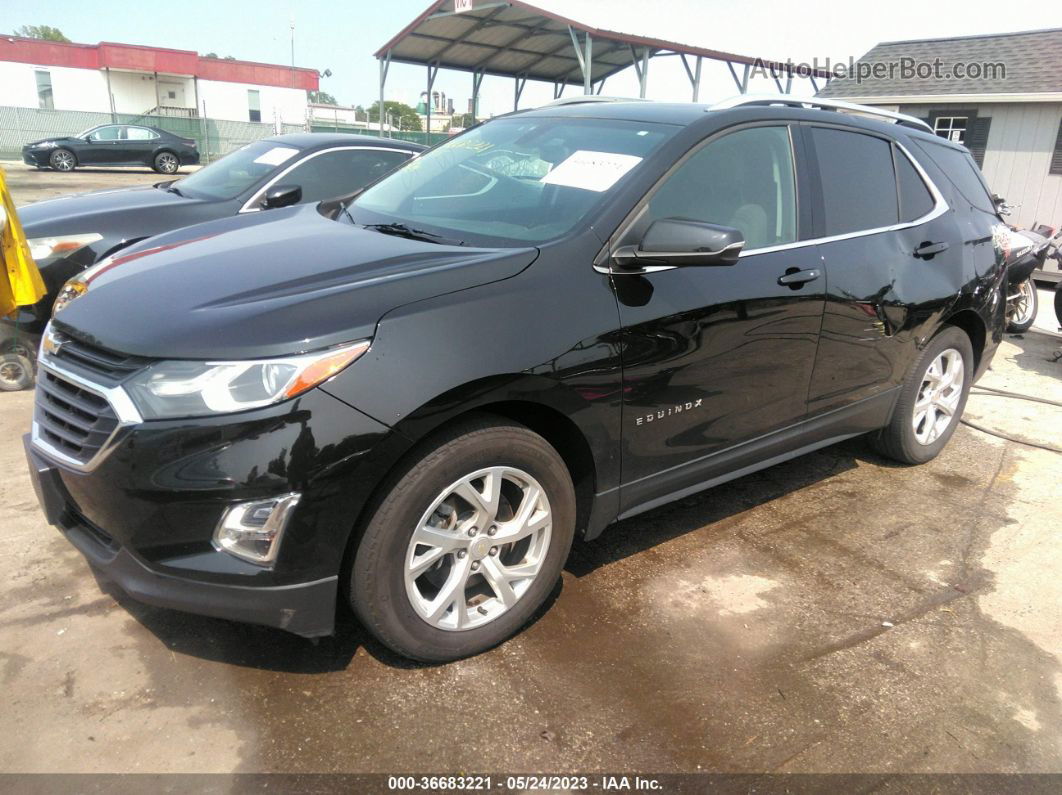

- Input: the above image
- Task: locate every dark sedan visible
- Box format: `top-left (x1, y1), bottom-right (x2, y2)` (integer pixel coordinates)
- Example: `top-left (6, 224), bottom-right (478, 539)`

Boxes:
top-left (22, 124), bottom-right (200, 174)
top-left (11, 133), bottom-right (425, 335)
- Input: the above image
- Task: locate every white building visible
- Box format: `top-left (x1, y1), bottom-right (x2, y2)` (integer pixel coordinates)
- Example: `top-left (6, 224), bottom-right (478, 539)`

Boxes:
top-left (0, 36), bottom-right (318, 125)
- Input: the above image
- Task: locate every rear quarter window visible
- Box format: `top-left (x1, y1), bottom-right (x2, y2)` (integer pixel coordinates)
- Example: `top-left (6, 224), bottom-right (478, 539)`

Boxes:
top-left (914, 138), bottom-right (996, 214)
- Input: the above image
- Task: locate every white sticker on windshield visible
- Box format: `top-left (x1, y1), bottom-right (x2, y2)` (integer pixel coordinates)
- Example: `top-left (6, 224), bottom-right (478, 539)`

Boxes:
top-left (253, 146), bottom-right (299, 166)
top-left (539, 150), bottom-right (643, 192)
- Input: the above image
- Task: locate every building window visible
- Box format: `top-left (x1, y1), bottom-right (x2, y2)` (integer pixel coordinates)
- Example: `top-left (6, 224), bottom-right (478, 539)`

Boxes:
top-left (1051, 118), bottom-right (1062, 176)
top-left (35, 70), bottom-right (53, 110)
top-left (933, 116), bottom-right (968, 144)
top-left (248, 90), bottom-right (261, 123)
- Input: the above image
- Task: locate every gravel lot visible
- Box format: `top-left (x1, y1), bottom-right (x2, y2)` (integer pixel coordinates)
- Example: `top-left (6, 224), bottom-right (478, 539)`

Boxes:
top-left (1, 163), bottom-right (1061, 776)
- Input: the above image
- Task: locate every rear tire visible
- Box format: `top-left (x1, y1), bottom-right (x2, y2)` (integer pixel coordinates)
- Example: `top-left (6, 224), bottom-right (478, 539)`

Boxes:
top-left (1006, 278), bottom-right (1038, 333)
top-left (0, 354), bottom-right (34, 391)
top-left (153, 151), bottom-right (179, 174)
top-left (350, 416), bottom-right (576, 662)
top-left (49, 148), bottom-right (75, 172)
top-left (1054, 283), bottom-right (1062, 328)
top-left (869, 326), bottom-right (973, 465)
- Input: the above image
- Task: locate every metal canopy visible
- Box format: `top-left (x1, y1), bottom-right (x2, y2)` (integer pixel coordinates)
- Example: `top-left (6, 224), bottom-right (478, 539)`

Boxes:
top-left (375, 0), bottom-right (831, 132)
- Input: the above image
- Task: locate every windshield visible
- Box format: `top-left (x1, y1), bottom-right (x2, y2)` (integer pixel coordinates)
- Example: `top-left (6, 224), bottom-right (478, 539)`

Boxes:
top-left (349, 116), bottom-right (676, 245)
top-left (175, 140), bottom-right (303, 200)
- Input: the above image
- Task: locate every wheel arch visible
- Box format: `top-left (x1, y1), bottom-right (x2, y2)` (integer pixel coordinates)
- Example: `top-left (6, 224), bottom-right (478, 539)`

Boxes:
top-left (941, 308), bottom-right (987, 371)
top-left (336, 374), bottom-right (605, 578)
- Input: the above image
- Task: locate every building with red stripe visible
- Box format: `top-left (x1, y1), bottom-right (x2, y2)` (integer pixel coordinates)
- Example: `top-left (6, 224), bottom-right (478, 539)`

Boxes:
top-left (0, 36), bottom-right (319, 125)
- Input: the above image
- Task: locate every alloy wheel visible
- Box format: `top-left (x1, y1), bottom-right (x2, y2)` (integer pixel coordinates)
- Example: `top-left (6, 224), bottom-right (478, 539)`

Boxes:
top-left (52, 151), bottom-right (74, 171)
top-left (912, 348), bottom-right (964, 445)
top-left (1009, 279), bottom-right (1036, 327)
top-left (404, 466), bottom-right (552, 631)
top-left (0, 358), bottom-right (28, 388)
top-left (158, 153), bottom-right (178, 173)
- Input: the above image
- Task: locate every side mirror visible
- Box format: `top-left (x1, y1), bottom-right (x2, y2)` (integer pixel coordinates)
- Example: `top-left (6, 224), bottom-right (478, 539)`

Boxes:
top-left (613, 218), bottom-right (744, 270)
top-left (992, 194), bottom-right (1011, 216)
top-left (261, 184), bottom-right (302, 209)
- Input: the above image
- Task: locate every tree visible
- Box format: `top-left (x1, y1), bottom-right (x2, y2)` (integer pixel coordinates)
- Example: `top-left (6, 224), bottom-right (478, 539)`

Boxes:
top-left (451, 113), bottom-right (477, 130)
top-left (202, 52), bottom-right (236, 60)
top-left (308, 90), bottom-right (337, 105)
top-left (14, 25), bottom-right (69, 42)
top-left (367, 100), bottom-right (422, 131)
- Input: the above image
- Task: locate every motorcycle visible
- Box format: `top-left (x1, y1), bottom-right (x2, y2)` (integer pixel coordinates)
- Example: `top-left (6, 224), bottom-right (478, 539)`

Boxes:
top-left (1003, 222), bottom-right (1058, 334)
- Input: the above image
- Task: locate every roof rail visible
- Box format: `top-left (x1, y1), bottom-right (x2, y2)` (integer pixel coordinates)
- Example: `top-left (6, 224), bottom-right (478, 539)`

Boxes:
top-left (543, 96), bottom-right (650, 107)
top-left (710, 95), bottom-right (933, 133)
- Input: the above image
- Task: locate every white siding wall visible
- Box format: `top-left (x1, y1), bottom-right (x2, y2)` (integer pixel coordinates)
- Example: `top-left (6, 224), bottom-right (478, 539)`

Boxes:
top-left (196, 80), bottom-right (306, 125)
top-left (106, 70), bottom-right (165, 115)
top-left (0, 62), bottom-right (109, 112)
top-left (978, 103), bottom-right (1062, 232)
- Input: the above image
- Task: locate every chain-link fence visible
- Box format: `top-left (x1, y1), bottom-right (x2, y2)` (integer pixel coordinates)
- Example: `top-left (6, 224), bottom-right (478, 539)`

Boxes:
top-left (0, 106), bottom-right (305, 162)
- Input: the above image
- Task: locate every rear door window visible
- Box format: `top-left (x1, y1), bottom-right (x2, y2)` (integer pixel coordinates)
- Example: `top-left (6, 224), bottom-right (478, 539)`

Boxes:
top-left (811, 127), bottom-right (898, 236)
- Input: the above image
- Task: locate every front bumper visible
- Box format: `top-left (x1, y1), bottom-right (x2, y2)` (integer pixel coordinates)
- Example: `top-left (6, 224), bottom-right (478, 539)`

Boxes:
top-left (24, 379), bottom-right (400, 637)
top-left (26, 436), bottom-right (338, 636)
top-left (22, 148), bottom-right (49, 166)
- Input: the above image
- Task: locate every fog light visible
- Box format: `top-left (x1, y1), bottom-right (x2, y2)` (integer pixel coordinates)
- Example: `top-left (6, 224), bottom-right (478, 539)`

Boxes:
top-left (213, 493), bottom-right (301, 566)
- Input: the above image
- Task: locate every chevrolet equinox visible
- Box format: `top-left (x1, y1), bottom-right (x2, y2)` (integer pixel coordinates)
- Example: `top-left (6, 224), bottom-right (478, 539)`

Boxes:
top-left (26, 98), bottom-right (1007, 662)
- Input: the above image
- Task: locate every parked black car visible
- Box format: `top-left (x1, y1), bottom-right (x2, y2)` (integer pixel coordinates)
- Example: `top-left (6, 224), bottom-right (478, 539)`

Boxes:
top-left (22, 124), bottom-right (200, 174)
top-left (10, 133), bottom-right (425, 336)
top-left (26, 99), bottom-right (1007, 662)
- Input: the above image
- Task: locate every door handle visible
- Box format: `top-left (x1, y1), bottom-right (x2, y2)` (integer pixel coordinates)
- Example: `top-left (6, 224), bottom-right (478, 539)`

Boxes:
top-left (777, 268), bottom-right (821, 286)
top-left (914, 241), bottom-right (949, 259)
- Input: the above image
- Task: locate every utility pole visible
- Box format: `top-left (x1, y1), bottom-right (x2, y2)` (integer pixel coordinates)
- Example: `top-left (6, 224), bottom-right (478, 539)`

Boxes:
top-left (289, 16), bottom-right (296, 88)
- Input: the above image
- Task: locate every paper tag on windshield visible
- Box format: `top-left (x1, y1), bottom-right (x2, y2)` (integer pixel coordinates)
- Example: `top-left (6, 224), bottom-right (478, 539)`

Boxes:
top-left (253, 146), bottom-right (299, 166)
top-left (540, 150), bottom-right (642, 192)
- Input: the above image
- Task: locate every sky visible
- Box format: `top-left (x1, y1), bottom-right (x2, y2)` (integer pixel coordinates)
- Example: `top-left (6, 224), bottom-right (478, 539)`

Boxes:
top-left (6, 0), bottom-right (1062, 117)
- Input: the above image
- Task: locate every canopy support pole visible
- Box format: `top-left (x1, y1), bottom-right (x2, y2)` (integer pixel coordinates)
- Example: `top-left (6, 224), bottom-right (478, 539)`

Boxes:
top-left (513, 73), bottom-right (527, 111)
top-left (472, 67), bottom-right (485, 119)
top-left (426, 61), bottom-right (439, 138)
top-left (568, 26), bottom-right (593, 95)
top-left (629, 45), bottom-right (650, 98)
top-left (378, 50), bottom-right (391, 136)
top-left (727, 61), bottom-right (750, 94)
top-left (680, 54), bottom-right (703, 102)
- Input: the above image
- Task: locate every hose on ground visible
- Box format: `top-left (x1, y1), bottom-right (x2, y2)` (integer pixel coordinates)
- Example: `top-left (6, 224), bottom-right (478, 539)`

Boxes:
top-left (962, 384), bottom-right (1062, 452)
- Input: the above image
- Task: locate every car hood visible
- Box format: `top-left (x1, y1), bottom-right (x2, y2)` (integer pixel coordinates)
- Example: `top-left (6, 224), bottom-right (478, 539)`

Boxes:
top-left (19, 185), bottom-right (206, 236)
top-left (54, 207), bottom-right (539, 360)
top-left (24, 137), bottom-right (80, 148)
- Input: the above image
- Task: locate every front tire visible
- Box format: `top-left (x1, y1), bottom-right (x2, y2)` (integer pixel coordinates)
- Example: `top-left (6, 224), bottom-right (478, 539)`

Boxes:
top-left (350, 417), bottom-right (576, 662)
top-left (1006, 278), bottom-right (1038, 333)
top-left (869, 326), bottom-right (973, 465)
top-left (153, 151), bottom-right (179, 174)
top-left (49, 148), bottom-right (75, 172)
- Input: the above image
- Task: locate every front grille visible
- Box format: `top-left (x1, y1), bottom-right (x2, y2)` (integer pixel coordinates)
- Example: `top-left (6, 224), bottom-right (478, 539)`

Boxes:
top-left (35, 369), bottom-right (120, 465)
top-left (50, 336), bottom-right (151, 385)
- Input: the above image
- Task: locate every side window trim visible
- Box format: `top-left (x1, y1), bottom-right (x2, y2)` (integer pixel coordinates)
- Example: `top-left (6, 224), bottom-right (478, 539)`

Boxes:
top-left (605, 121), bottom-right (802, 270)
top-left (240, 145), bottom-right (414, 213)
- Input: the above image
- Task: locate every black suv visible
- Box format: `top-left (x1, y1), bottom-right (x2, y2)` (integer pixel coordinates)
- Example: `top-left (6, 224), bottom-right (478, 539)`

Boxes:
top-left (26, 98), bottom-right (1006, 662)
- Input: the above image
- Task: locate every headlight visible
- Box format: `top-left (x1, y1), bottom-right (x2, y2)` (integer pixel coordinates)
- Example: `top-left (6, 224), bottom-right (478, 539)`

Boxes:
top-left (27, 233), bottom-right (102, 261)
top-left (125, 340), bottom-right (371, 420)
top-left (52, 278), bottom-right (88, 315)
top-left (33, 141), bottom-right (58, 149)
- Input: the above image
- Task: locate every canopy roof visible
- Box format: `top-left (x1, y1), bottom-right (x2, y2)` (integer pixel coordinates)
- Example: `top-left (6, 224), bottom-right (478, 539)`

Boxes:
top-left (376, 0), bottom-right (831, 86)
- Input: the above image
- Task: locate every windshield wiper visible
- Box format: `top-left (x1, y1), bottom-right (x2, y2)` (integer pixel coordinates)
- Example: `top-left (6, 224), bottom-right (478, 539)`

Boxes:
top-left (165, 185), bottom-right (184, 197)
top-left (363, 222), bottom-right (464, 246)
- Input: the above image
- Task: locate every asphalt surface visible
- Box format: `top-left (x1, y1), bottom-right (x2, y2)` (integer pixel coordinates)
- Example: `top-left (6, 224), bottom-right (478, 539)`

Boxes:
top-left (1, 162), bottom-right (1061, 775)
